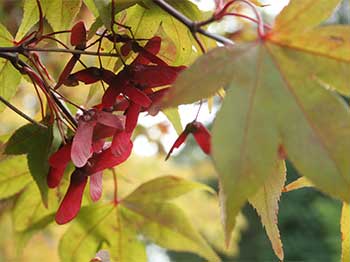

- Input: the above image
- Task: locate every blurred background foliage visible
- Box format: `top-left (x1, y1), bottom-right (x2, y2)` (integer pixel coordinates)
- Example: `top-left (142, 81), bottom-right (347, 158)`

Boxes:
top-left (0, 0), bottom-right (349, 261)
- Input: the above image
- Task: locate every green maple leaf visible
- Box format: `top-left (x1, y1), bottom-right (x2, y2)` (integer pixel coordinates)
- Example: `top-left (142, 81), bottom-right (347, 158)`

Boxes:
top-left (92, 0), bottom-right (140, 30)
top-left (16, 0), bottom-right (81, 41)
top-left (59, 176), bottom-right (220, 262)
top-left (163, 0), bottom-right (350, 252)
top-left (0, 23), bottom-right (22, 113)
top-left (5, 123), bottom-right (53, 206)
top-left (12, 183), bottom-right (57, 253)
top-left (125, 0), bottom-right (215, 66)
top-left (0, 155), bottom-right (31, 199)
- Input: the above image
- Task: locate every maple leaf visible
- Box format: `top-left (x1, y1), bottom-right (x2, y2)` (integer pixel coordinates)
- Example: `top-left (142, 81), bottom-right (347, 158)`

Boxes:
top-left (163, 0), bottom-right (350, 252)
top-left (59, 177), bottom-right (219, 262)
top-left (5, 123), bottom-right (53, 206)
top-left (248, 161), bottom-right (286, 260)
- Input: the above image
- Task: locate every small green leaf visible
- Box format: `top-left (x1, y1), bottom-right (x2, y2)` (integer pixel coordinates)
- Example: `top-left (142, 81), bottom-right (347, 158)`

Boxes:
top-left (0, 23), bottom-right (21, 113)
top-left (46, 0), bottom-right (82, 33)
top-left (94, 0), bottom-right (139, 30)
top-left (15, 0), bottom-right (49, 40)
top-left (0, 22), bottom-right (14, 46)
top-left (5, 124), bottom-right (53, 206)
top-left (83, 0), bottom-right (99, 17)
top-left (123, 176), bottom-right (214, 203)
top-left (125, 0), bottom-right (205, 65)
top-left (0, 156), bottom-right (31, 199)
top-left (159, 0), bottom-right (202, 65)
top-left (163, 108), bottom-right (182, 135)
top-left (87, 18), bottom-right (103, 40)
top-left (0, 61), bottom-right (22, 113)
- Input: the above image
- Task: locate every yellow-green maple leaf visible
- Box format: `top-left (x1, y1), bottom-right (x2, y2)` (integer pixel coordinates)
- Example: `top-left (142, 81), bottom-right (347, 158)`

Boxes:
top-left (248, 161), bottom-right (286, 260)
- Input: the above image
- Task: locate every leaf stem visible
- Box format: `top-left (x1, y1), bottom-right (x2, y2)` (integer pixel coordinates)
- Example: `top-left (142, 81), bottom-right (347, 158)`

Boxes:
top-left (111, 168), bottom-right (118, 205)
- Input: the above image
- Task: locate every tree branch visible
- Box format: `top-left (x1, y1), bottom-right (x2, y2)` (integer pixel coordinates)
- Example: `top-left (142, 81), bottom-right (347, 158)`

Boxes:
top-left (0, 46), bottom-right (120, 58)
top-left (0, 52), bottom-right (77, 127)
top-left (152, 0), bottom-right (233, 45)
top-left (24, 47), bottom-right (120, 57)
top-left (0, 95), bottom-right (47, 128)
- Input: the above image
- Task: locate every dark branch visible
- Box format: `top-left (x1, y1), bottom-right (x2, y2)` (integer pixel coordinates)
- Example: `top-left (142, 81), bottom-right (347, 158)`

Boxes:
top-left (152, 0), bottom-right (233, 45)
top-left (0, 46), bottom-right (120, 58)
top-left (0, 52), bottom-right (77, 127)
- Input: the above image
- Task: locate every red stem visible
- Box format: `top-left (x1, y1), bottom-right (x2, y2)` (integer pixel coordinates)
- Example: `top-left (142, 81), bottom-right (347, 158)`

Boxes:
top-left (111, 168), bottom-right (118, 204)
top-left (31, 78), bottom-right (46, 120)
top-left (216, 0), bottom-right (266, 38)
top-left (225, 12), bottom-right (272, 30)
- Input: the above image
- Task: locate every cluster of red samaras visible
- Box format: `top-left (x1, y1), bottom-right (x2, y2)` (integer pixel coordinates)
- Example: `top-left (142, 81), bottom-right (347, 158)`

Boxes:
top-left (48, 22), bottom-right (212, 224)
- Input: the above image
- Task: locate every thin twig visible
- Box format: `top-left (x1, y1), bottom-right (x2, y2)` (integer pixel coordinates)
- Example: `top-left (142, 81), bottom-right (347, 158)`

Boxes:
top-left (225, 12), bottom-right (272, 30)
top-left (152, 0), bottom-right (233, 45)
top-left (24, 47), bottom-right (121, 57)
top-left (0, 95), bottom-right (47, 128)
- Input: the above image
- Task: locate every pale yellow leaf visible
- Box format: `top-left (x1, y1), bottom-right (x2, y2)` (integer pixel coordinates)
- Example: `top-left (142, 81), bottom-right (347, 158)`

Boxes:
top-left (283, 177), bottom-right (314, 192)
top-left (341, 202), bottom-right (350, 262)
top-left (273, 0), bottom-right (341, 37)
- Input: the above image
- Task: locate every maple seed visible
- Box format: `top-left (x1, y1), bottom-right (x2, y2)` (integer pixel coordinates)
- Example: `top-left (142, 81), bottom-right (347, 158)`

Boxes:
top-left (70, 21), bottom-right (87, 48)
top-left (45, 33), bottom-right (188, 224)
top-left (71, 109), bottom-right (125, 167)
top-left (166, 121), bottom-right (211, 160)
top-left (55, 169), bottom-right (88, 224)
